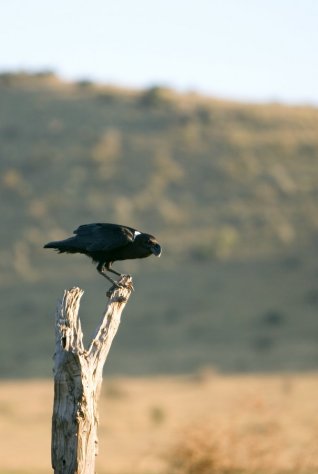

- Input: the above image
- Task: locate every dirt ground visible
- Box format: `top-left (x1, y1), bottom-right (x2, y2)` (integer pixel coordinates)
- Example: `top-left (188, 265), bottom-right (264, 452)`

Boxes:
top-left (0, 373), bottom-right (317, 473)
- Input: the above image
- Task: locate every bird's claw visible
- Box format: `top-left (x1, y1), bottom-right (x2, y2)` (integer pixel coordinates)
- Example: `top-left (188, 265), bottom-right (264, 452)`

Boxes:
top-left (120, 274), bottom-right (134, 291)
top-left (106, 282), bottom-right (121, 298)
top-left (117, 275), bottom-right (134, 291)
top-left (106, 275), bottom-right (134, 297)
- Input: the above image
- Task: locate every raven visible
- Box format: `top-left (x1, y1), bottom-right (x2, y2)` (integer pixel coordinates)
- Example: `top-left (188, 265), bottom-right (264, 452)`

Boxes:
top-left (44, 223), bottom-right (161, 285)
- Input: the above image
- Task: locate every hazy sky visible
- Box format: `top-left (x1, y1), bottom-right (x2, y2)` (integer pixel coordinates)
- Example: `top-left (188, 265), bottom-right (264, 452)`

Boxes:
top-left (1, 0), bottom-right (317, 104)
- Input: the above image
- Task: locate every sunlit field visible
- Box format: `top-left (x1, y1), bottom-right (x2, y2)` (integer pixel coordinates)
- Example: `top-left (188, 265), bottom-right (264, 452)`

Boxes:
top-left (0, 373), bottom-right (317, 474)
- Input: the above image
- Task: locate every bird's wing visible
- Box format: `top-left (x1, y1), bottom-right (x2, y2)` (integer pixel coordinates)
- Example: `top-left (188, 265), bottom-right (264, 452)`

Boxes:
top-left (73, 223), bottom-right (137, 252)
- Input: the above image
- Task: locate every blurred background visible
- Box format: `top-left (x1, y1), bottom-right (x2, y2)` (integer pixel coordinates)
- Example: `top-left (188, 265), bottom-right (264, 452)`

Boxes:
top-left (0, 0), bottom-right (318, 377)
top-left (0, 1), bottom-right (318, 472)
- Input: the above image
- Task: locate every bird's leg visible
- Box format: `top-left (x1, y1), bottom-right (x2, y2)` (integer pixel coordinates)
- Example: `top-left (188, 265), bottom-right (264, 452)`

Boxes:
top-left (107, 263), bottom-right (135, 292)
top-left (107, 264), bottom-right (134, 290)
top-left (97, 262), bottom-right (121, 287)
top-left (107, 267), bottom-right (122, 277)
top-left (96, 263), bottom-right (134, 293)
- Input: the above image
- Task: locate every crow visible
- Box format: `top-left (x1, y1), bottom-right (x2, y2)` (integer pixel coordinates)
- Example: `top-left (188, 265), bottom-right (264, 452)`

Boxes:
top-left (44, 223), bottom-right (161, 286)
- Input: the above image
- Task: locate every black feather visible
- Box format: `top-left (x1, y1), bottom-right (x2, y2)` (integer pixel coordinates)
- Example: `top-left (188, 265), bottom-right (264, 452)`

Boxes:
top-left (44, 223), bottom-right (161, 285)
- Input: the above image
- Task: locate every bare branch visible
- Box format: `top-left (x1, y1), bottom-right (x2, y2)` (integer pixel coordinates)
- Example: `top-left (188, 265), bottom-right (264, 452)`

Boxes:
top-left (88, 275), bottom-right (133, 373)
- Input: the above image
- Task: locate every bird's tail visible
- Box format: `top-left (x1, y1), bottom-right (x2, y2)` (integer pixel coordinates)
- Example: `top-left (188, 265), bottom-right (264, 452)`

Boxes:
top-left (43, 237), bottom-right (78, 253)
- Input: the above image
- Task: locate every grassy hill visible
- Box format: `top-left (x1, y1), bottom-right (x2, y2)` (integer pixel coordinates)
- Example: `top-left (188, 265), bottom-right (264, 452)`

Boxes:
top-left (1, 71), bottom-right (318, 377)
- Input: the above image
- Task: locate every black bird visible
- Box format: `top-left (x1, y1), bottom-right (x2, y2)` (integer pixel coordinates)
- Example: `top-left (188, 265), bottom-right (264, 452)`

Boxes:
top-left (44, 223), bottom-right (161, 285)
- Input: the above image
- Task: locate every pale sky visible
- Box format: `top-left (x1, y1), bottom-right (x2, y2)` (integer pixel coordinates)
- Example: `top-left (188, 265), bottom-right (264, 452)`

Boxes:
top-left (1, 0), bottom-right (317, 104)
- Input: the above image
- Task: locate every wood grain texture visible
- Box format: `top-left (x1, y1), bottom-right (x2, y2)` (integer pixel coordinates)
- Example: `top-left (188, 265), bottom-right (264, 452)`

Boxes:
top-left (51, 276), bottom-right (133, 474)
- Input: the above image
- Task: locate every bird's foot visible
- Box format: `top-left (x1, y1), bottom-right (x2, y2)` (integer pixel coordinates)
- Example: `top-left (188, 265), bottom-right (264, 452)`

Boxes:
top-left (106, 275), bottom-right (134, 297)
top-left (106, 285), bottom-right (121, 298)
top-left (119, 274), bottom-right (134, 291)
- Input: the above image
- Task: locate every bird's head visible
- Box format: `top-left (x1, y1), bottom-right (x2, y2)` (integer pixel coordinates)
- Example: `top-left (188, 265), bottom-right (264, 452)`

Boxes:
top-left (136, 233), bottom-right (162, 257)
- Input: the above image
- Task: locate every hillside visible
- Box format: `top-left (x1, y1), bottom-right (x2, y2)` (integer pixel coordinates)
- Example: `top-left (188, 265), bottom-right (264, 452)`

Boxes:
top-left (1, 72), bottom-right (318, 377)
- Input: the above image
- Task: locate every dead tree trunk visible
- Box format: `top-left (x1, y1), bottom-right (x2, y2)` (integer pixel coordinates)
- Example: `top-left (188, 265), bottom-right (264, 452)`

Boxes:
top-left (51, 276), bottom-right (133, 474)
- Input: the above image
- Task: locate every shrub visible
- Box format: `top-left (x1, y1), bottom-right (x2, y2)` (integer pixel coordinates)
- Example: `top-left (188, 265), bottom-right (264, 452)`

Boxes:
top-left (139, 85), bottom-right (172, 107)
top-left (166, 426), bottom-right (225, 474)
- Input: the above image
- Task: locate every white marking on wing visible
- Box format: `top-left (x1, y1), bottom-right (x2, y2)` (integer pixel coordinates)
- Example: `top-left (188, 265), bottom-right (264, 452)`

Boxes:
top-left (133, 230), bottom-right (141, 240)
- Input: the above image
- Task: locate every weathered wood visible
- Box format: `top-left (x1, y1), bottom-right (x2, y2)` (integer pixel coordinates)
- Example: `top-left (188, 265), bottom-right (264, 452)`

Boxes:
top-left (51, 276), bottom-right (133, 474)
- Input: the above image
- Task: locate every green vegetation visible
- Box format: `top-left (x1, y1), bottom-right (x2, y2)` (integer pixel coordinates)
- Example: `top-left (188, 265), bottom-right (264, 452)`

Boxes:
top-left (1, 72), bottom-right (318, 377)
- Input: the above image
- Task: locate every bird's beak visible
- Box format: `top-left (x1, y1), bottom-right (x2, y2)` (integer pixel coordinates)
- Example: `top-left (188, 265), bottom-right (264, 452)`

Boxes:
top-left (151, 243), bottom-right (161, 257)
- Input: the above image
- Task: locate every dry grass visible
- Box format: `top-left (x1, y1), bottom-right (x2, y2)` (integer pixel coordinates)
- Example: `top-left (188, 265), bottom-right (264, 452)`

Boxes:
top-left (0, 374), bottom-right (317, 474)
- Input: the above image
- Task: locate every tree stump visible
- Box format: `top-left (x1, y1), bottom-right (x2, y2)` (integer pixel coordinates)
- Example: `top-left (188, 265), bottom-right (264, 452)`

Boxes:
top-left (51, 275), bottom-right (133, 474)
